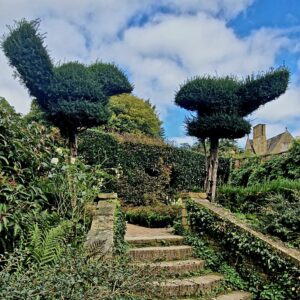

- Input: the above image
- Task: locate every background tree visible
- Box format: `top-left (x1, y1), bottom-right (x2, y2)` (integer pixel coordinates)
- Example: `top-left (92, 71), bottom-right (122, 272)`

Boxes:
top-left (175, 68), bottom-right (289, 201)
top-left (191, 139), bottom-right (243, 157)
top-left (2, 19), bottom-right (133, 156)
top-left (103, 93), bottom-right (164, 138)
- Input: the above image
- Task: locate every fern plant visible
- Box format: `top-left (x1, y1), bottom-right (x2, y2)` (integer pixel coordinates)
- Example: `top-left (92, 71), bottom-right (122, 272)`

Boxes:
top-left (29, 221), bottom-right (71, 266)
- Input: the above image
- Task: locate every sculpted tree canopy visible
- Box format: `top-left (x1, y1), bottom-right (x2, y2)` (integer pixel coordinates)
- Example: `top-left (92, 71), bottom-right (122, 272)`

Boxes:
top-left (104, 94), bottom-right (163, 138)
top-left (175, 68), bottom-right (290, 201)
top-left (2, 19), bottom-right (133, 156)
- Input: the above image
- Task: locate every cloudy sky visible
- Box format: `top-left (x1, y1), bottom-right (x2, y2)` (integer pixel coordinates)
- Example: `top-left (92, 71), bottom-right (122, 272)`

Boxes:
top-left (0, 0), bottom-right (299, 146)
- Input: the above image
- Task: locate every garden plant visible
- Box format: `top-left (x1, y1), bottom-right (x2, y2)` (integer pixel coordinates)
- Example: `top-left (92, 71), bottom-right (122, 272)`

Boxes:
top-left (175, 69), bottom-right (290, 201)
top-left (2, 19), bottom-right (133, 156)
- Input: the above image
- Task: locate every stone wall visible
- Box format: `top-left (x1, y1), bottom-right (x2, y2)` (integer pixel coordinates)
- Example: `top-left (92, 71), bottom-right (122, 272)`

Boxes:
top-left (182, 192), bottom-right (300, 267)
top-left (85, 194), bottom-right (118, 258)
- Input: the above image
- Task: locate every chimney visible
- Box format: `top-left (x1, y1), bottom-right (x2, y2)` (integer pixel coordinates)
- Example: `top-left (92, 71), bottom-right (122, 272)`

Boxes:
top-left (253, 124), bottom-right (267, 155)
top-left (253, 124), bottom-right (266, 139)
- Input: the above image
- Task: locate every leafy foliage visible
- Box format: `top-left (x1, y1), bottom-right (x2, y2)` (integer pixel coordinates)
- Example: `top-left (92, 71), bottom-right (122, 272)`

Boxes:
top-left (231, 140), bottom-right (300, 187)
top-left (37, 150), bottom-right (107, 218)
top-left (79, 129), bottom-right (230, 205)
top-left (125, 204), bottom-right (181, 228)
top-left (103, 93), bottom-right (164, 138)
top-left (113, 202), bottom-right (127, 255)
top-left (0, 247), bottom-right (159, 300)
top-left (28, 221), bottom-right (73, 266)
top-left (0, 97), bottom-right (104, 257)
top-left (0, 98), bottom-right (58, 253)
top-left (23, 99), bottom-right (51, 126)
top-left (185, 200), bottom-right (300, 299)
top-left (217, 181), bottom-right (300, 248)
top-left (175, 68), bottom-right (289, 200)
top-left (175, 69), bottom-right (289, 140)
top-left (2, 19), bottom-right (133, 155)
top-left (221, 142), bottom-right (300, 247)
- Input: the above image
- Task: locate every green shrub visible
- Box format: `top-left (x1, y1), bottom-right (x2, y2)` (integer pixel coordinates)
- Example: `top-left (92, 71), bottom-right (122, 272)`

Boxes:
top-left (0, 99), bottom-right (59, 254)
top-left (79, 130), bottom-right (230, 205)
top-left (217, 180), bottom-right (300, 248)
top-left (286, 140), bottom-right (300, 179)
top-left (253, 193), bottom-right (300, 247)
top-left (125, 204), bottom-right (181, 228)
top-left (37, 151), bottom-right (108, 219)
top-left (0, 247), bottom-right (158, 300)
top-left (230, 140), bottom-right (300, 187)
top-left (0, 98), bottom-right (104, 256)
top-left (217, 179), bottom-right (300, 212)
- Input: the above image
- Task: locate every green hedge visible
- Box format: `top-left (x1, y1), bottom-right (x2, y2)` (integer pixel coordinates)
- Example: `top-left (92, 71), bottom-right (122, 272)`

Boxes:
top-left (125, 204), bottom-right (181, 228)
top-left (217, 179), bottom-right (300, 212)
top-left (79, 130), bottom-right (230, 205)
top-left (186, 200), bottom-right (300, 299)
top-left (217, 179), bottom-right (300, 248)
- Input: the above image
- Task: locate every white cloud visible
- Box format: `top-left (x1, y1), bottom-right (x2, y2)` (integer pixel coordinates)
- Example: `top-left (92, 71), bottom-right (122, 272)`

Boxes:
top-left (0, 52), bottom-right (30, 113)
top-left (96, 13), bottom-right (291, 116)
top-left (168, 135), bottom-right (197, 146)
top-left (253, 86), bottom-right (300, 122)
top-left (159, 0), bottom-right (254, 19)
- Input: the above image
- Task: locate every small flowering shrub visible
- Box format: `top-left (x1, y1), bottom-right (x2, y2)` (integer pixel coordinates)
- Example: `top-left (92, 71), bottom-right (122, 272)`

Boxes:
top-left (39, 148), bottom-right (110, 218)
top-left (0, 99), bottom-right (109, 256)
top-left (0, 99), bottom-right (59, 254)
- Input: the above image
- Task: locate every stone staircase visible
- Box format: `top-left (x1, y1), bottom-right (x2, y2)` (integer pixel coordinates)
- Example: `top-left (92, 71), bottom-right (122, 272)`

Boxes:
top-left (126, 224), bottom-right (252, 299)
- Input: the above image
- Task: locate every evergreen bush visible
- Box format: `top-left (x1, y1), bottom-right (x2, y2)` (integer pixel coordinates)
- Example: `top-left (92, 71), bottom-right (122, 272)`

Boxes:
top-left (125, 204), bottom-right (181, 228)
top-left (79, 130), bottom-right (230, 205)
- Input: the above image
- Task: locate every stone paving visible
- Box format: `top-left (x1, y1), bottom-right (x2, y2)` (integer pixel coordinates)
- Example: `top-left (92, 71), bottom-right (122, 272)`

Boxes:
top-left (125, 223), bottom-right (174, 238)
top-left (125, 223), bottom-right (252, 299)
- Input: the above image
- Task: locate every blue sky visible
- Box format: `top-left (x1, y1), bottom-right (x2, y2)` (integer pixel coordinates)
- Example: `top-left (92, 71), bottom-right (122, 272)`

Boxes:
top-left (0, 0), bottom-right (299, 146)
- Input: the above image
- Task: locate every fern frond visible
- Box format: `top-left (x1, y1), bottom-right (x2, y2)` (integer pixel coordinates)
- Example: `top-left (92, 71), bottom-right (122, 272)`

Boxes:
top-left (29, 223), bottom-right (43, 264)
top-left (28, 220), bottom-right (72, 266)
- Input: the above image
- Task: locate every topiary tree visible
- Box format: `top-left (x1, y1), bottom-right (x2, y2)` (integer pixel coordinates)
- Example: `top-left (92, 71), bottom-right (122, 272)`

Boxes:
top-left (2, 19), bottom-right (133, 156)
top-left (175, 68), bottom-right (290, 201)
top-left (104, 93), bottom-right (164, 138)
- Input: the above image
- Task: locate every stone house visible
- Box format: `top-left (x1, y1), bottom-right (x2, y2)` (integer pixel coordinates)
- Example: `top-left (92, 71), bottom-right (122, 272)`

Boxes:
top-left (245, 124), bottom-right (294, 155)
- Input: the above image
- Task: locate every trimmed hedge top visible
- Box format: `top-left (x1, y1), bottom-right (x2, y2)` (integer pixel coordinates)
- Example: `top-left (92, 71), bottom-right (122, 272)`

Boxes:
top-left (79, 130), bottom-right (230, 205)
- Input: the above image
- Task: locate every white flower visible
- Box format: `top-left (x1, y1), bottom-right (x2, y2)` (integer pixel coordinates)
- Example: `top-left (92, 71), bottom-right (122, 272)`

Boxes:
top-left (55, 148), bottom-right (63, 155)
top-left (51, 157), bottom-right (59, 165)
top-left (70, 157), bottom-right (76, 164)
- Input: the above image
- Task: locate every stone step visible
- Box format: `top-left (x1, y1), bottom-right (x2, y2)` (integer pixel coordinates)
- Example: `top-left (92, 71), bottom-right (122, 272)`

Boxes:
top-left (154, 274), bottom-right (223, 297)
top-left (126, 235), bottom-right (184, 247)
top-left (211, 291), bottom-right (252, 300)
top-left (129, 245), bottom-right (193, 262)
top-left (138, 259), bottom-right (205, 275)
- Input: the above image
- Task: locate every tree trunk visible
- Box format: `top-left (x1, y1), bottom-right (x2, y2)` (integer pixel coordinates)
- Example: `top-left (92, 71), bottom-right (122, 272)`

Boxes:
top-left (202, 139), bottom-right (208, 191)
top-left (69, 130), bottom-right (78, 158)
top-left (205, 138), bottom-right (219, 202)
